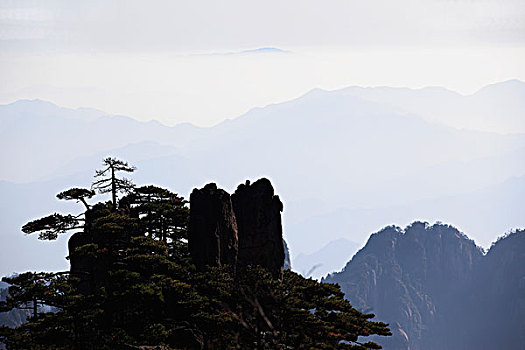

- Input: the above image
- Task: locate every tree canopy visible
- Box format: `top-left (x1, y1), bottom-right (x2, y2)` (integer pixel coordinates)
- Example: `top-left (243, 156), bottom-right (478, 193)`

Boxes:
top-left (56, 188), bottom-right (95, 210)
top-left (1, 158), bottom-right (390, 349)
top-left (21, 213), bottom-right (82, 240)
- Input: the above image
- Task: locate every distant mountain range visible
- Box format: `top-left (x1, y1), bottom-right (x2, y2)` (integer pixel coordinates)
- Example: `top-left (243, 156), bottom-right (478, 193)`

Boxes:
top-left (293, 238), bottom-right (361, 280)
top-left (332, 79), bottom-right (525, 134)
top-left (324, 223), bottom-right (525, 350)
top-left (1, 80), bottom-right (525, 277)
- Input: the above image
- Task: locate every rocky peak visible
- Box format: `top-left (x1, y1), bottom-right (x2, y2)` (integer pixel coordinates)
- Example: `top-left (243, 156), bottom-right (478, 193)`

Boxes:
top-left (188, 183), bottom-right (238, 271)
top-left (188, 178), bottom-right (285, 279)
top-left (232, 178), bottom-right (285, 280)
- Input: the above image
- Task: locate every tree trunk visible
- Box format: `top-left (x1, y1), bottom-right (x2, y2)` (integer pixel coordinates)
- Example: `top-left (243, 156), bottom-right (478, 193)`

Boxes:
top-left (161, 216), bottom-right (165, 242)
top-left (33, 296), bottom-right (38, 319)
top-left (80, 197), bottom-right (90, 210)
top-left (111, 166), bottom-right (117, 210)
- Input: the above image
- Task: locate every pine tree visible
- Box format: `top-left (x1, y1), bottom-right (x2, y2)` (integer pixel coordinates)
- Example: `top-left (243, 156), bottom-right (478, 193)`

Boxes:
top-left (22, 188), bottom-right (94, 240)
top-left (21, 213), bottom-right (82, 240)
top-left (122, 185), bottom-right (189, 244)
top-left (56, 188), bottom-right (95, 210)
top-left (3, 160), bottom-right (391, 349)
top-left (92, 157), bottom-right (136, 210)
top-left (0, 273), bottom-right (61, 320)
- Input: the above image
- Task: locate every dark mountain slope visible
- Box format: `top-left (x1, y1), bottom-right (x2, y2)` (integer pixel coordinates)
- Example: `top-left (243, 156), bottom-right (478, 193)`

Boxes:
top-left (324, 223), bottom-right (524, 350)
top-left (467, 230), bottom-right (525, 349)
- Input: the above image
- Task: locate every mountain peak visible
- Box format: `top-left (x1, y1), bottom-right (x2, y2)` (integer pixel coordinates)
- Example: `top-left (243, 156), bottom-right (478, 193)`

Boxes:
top-left (4, 98), bottom-right (59, 110)
top-left (325, 223), bottom-right (521, 349)
top-left (473, 79), bottom-right (525, 95)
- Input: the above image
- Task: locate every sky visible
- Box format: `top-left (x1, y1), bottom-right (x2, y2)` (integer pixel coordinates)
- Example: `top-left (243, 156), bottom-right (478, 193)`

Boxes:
top-left (1, 0), bottom-right (525, 126)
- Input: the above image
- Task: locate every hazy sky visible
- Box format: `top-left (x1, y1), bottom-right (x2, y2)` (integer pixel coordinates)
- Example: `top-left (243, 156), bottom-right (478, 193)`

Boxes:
top-left (1, 0), bottom-right (524, 126)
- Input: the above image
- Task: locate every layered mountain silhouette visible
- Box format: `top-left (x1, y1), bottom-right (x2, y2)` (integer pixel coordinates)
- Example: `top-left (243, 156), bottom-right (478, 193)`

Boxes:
top-left (293, 238), bottom-right (361, 280)
top-left (1, 80), bottom-right (525, 277)
top-left (324, 222), bottom-right (525, 350)
top-left (333, 79), bottom-right (525, 134)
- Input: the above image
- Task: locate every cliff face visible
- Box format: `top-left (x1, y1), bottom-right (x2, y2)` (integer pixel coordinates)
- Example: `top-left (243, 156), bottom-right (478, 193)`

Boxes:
top-left (188, 178), bottom-right (286, 279)
top-left (232, 179), bottom-right (285, 279)
top-left (324, 223), bottom-right (524, 350)
top-left (189, 183), bottom-right (238, 271)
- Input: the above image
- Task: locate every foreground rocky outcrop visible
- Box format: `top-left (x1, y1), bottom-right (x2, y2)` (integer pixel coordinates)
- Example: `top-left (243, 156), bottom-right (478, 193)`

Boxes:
top-left (232, 179), bottom-right (285, 279)
top-left (189, 178), bottom-right (286, 279)
top-left (68, 178), bottom-right (288, 296)
top-left (324, 222), bottom-right (525, 350)
top-left (189, 183), bottom-right (238, 270)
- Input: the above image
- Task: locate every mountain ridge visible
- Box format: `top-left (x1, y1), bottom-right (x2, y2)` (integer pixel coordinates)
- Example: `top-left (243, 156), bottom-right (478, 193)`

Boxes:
top-left (328, 79), bottom-right (525, 134)
top-left (324, 222), bottom-right (524, 349)
top-left (4, 78), bottom-right (524, 131)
